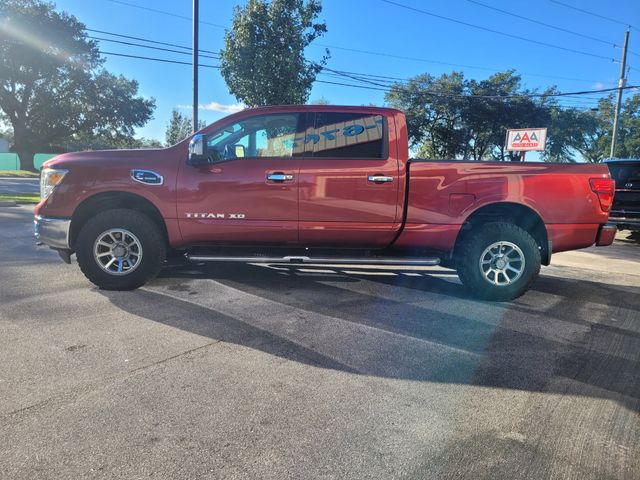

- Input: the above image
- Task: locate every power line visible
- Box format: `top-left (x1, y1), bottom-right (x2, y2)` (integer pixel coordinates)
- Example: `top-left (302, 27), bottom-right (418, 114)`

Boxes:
top-left (85, 28), bottom-right (219, 55)
top-left (320, 67), bottom-right (391, 88)
top-left (380, 0), bottom-right (616, 61)
top-left (87, 30), bottom-right (410, 87)
top-left (549, 1), bottom-right (639, 31)
top-left (89, 36), bottom-right (220, 60)
top-left (93, 40), bottom-right (386, 89)
top-left (89, 25), bottom-right (615, 86)
top-left (305, 78), bottom-right (640, 100)
top-left (320, 72), bottom-right (398, 86)
top-left (465, 0), bottom-right (619, 48)
top-left (547, 2), bottom-right (640, 58)
top-left (99, 50), bottom-right (219, 68)
top-left (323, 69), bottom-right (408, 82)
top-left (322, 72), bottom-right (613, 101)
top-left (104, 0), bottom-right (226, 29)
top-left (315, 43), bottom-right (612, 85)
top-left (97, 48), bottom-right (639, 101)
top-left (88, 27), bottom-right (629, 101)
top-left (90, 33), bottom-right (398, 85)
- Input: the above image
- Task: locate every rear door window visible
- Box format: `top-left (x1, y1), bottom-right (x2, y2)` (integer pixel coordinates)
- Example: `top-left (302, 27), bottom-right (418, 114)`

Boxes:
top-left (303, 112), bottom-right (387, 159)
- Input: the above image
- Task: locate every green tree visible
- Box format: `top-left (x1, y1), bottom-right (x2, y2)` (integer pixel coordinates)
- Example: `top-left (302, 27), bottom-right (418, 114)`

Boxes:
top-left (386, 70), bottom-right (551, 161)
top-left (310, 97), bottom-right (330, 105)
top-left (0, 0), bottom-right (155, 170)
top-left (220, 0), bottom-right (329, 107)
top-left (616, 94), bottom-right (640, 159)
top-left (466, 72), bottom-right (551, 161)
top-left (386, 72), bottom-right (467, 159)
top-left (165, 109), bottom-right (205, 146)
top-left (558, 97), bottom-right (614, 163)
top-left (542, 94), bottom-right (640, 163)
top-left (65, 132), bottom-right (163, 151)
top-left (543, 107), bottom-right (596, 162)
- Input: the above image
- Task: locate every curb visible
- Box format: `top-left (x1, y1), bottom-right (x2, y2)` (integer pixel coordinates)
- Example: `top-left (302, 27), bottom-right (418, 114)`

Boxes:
top-left (0, 200), bottom-right (17, 207)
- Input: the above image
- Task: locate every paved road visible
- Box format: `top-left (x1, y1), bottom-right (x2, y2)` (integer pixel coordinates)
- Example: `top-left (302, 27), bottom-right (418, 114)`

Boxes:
top-left (1, 205), bottom-right (639, 480)
top-left (0, 178), bottom-right (39, 194)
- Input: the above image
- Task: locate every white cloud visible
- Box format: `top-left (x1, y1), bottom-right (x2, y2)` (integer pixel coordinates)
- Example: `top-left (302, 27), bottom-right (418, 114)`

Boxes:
top-left (592, 82), bottom-right (606, 90)
top-left (200, 101), bottom-right (245, 113)
top-left (178, 102), bottom-right (245, 113)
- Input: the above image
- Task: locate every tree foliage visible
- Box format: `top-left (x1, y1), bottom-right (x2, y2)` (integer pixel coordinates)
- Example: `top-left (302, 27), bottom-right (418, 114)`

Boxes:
top-left (612, 94), bottom-right (640, 159)
top-left (386, 69), bottom-right (640, 162)
top-left (386, 71), bottom-right (551, 161)
top-left (220, 0), bottom-right (329, 107)
top-left (165, 109), bottom-right (205, 146)
top-left (544, 95), bottom-right (640, 162)
top-left (64, 133), bottom-right (163, 151)
top-left (0, 0), bottom-right (155, 169)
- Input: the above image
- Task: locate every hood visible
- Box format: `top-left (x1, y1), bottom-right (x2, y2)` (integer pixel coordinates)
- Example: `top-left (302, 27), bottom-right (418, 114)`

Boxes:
top-left (43, 148), bottom-right (170, 170)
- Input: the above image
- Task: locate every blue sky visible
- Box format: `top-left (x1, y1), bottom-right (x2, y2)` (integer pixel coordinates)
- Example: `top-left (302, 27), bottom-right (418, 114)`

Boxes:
top-left (53, 0), bottom-right (640, 142)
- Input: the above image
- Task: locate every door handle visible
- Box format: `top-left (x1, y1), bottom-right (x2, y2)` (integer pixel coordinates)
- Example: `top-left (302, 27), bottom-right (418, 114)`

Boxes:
top-left (267, 172), bottom-right (294, 182)
top-left (367, 175), bottom-right (394, 183)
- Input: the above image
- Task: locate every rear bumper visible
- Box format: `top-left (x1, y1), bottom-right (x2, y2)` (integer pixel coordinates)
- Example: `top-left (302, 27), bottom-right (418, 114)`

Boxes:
top-left (595, 223), bottom-right (617, 246)
top-left (34, 216), bottom-right (71, 249)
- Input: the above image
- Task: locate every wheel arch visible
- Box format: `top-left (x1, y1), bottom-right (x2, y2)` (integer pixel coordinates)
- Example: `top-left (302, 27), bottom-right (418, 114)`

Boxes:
top-left (70, 191), bottom-right (169, 250)
top-left (453, 202), bottom-right (551, 265)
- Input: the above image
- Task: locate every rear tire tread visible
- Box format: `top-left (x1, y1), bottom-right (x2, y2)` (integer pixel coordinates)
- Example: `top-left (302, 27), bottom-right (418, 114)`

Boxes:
top-left (456, 222), bottom-right (541, 301)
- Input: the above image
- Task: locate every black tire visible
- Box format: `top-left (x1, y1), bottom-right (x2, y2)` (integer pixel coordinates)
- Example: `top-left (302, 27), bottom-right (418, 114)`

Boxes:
top-left (456, 222), bottom-right (541, 301)
top-left (75, 209), bottom-right (166, 290)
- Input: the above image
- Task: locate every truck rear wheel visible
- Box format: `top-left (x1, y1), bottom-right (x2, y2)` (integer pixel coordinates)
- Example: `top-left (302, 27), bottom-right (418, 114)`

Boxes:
top-left (456, 222), bottom-right (541, 301)
top-left (75, 209), bottom-right (166, 290)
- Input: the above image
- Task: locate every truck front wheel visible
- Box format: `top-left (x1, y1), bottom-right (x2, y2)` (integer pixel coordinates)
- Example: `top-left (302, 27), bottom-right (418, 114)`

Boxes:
top-left (75, 209), bottom-right (166, 290)
top-left (456, 222), bottom-right (541, 301)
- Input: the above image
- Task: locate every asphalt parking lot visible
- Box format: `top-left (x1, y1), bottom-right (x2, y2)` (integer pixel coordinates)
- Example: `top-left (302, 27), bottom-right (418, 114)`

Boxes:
top-left (1, 204), bottom-right (639, 480)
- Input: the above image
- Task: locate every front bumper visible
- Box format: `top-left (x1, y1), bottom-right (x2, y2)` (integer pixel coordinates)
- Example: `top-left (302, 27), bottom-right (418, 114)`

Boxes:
top-left (34, 216), bottom-right (71, 249)
top-left (595, 223), bottom-right (617, 247)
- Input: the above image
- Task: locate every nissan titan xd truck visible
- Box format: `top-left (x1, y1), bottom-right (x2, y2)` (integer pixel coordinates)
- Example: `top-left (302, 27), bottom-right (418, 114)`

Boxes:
top-left (35, 105), bottom-right (617, 301)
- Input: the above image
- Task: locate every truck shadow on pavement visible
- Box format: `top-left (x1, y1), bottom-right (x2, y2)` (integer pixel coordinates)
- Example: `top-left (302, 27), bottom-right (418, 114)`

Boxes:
top-left (102, 262), bottom-right (640, 411)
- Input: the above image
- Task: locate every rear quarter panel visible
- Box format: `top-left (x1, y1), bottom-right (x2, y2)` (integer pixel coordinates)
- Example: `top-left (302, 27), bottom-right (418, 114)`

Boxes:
top-left (396, 161), bottom-right (611, 253)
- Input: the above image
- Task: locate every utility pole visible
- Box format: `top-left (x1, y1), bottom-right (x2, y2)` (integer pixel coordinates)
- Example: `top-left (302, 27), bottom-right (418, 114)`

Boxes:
top-left (610, 30), bottom-right (629, 159)
top-left (192, 0), bottom-right (199, 133)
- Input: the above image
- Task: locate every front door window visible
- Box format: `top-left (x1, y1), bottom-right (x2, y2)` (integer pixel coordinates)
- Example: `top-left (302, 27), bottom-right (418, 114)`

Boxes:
top-left (207, 113), bottom-right (302, 161)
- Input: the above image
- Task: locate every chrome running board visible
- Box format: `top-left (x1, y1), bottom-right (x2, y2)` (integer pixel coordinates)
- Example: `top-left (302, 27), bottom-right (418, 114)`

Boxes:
top-left (187, 254), bottom-right (440, 266)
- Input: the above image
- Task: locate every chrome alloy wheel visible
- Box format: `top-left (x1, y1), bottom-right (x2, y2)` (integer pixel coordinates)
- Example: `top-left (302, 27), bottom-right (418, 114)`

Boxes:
top-left (93, 228), bottom-right (143, 276)
top-left (479, 241), bottom-right (525, 286)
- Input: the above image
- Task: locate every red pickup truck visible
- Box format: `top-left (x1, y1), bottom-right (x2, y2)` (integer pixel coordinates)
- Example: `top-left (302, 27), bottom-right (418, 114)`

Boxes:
top-left (35, 105), bottom-right (616, 300)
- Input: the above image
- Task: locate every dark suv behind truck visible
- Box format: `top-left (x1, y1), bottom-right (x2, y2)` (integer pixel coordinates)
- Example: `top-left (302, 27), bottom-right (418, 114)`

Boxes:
top-left (605, 159), bottom-right (640, 231)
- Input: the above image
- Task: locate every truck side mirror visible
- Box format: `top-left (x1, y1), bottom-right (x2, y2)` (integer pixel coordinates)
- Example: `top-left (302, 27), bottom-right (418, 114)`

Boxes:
top-left (188, 134), bottom-right (209, 165)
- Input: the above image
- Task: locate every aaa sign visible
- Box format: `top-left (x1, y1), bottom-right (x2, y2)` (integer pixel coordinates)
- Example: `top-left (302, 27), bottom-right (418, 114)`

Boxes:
top-left (506, 128), bottom-right (547, 151)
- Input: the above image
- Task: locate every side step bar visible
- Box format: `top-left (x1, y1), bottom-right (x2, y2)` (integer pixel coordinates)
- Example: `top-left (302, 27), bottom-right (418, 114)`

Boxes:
top-left (187, 255), bottom-right (440, 266)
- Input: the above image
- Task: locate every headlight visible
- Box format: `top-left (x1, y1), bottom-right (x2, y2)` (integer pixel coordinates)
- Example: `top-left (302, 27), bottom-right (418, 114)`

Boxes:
top-left (40, 168), bottom-right (68, 199)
